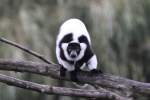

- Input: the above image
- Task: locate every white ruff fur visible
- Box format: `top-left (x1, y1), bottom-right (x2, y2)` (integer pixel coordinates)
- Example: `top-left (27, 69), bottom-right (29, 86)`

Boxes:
top-left (56, 45), bottom-right (75, 71)
top-left (61, 43), bottom-right (87, 61)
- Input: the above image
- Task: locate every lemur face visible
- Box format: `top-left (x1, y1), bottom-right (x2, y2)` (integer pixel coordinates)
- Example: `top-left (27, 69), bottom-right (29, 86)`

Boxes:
top-left (61, 41), bottom-right (87, 61)
top-left (67, 42), bottom-right (81, 59)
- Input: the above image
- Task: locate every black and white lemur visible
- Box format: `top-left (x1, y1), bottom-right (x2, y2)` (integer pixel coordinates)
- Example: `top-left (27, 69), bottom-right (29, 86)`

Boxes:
top-left (56, 18), bottom-right (100, 82)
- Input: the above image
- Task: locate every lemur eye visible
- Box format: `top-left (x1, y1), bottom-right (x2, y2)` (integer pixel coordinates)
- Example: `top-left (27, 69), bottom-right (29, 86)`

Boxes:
top-left (78, 35), bottom-right (89, 45)
top-left (68, 48), bottom-right (72, 52)
top-left (76, 48), bottom-right (80, 52)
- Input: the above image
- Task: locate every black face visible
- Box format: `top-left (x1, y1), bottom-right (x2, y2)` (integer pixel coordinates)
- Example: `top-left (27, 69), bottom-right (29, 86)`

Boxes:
top-left (67, 42), bottom-right (81, 59)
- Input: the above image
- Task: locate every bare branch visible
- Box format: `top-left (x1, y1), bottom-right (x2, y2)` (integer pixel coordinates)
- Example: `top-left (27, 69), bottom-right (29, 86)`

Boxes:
top-left (0, 73), bottom-right (127, 100)
top-left (0, 37), bottom-right (54, 64)
top-left (0, 59), bottom-right (150, 97)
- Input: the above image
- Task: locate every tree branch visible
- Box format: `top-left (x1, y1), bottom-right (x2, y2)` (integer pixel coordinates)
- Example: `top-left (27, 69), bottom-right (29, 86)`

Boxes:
top-left (0, 37), bottom-right (54, 64)
top-left (0, 38), bottom-right (149, 99)
top-left (0, 73), bottom-right (127, 100)
top-left (0, 59), bottom-right (150, 97)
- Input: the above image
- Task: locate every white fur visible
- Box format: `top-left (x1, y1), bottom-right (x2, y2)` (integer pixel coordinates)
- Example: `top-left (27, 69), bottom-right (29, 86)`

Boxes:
top-left (61, 43), bottom-right (87, 61)
top-left (56, 18), bottom-right (97, 71)
top-left (87, 55), bottom-right (98, 70)
top-left (56, 18), bottom-right (91, 46)
top-left (56, 45), bottom-right (75, 71)
top-left (80, 55), bottom-right (97, 71)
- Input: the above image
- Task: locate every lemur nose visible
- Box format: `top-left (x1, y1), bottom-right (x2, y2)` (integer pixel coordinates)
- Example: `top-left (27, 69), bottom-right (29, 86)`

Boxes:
top-left (70, 51), bottom-right (77, 58)
top-left (71, 54), bottom-right (76, 58)
top-left (68, 42), bottom-right (80, 47)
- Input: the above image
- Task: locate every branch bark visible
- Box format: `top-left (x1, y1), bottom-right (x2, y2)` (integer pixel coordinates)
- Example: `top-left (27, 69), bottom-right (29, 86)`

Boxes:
top-left (0, 59), bottom-right (150, 97)
top-left (0, 37), bottom-right (54, 64)
top-left (0, 73), bottom-right (124, 100)
top-left (0, 38), bottom-right (130, 97)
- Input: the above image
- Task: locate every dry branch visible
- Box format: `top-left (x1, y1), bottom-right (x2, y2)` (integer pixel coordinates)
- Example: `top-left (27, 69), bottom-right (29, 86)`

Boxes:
top-left (0, 59), bottom-right (150, 97)
top-left (0, 37), bottom-right (149, 99)
top-left (0, 37), bottom-right (54, 64)
top-left (0, 73), bottom-right (123, 100)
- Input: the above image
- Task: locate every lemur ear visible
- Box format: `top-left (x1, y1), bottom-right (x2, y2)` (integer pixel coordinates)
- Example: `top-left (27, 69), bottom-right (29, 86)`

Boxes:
top-left (61, 43), bottom-right (68, 50)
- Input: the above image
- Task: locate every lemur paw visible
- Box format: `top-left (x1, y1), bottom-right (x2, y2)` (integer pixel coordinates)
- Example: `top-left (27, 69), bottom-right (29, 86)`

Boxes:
top-left (70, 71), bottom-right (79, 82)
top-left (60, 66), bottom-right (66, 77)
top-left (90, 69), bottom-right (103, 74)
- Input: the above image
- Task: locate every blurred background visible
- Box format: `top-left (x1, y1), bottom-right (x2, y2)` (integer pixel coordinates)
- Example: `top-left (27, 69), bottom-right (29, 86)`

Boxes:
top-left (0, 0), bottom-right (150, 100)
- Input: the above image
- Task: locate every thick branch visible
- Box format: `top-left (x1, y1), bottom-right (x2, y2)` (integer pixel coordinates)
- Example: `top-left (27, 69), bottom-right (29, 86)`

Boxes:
top-left (0, 59), bottom-right (150, 97)
top-left (0, 73), bottom-right (126, 100)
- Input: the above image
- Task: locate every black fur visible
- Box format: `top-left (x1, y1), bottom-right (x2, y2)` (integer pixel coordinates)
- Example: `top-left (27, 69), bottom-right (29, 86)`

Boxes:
top-left (70, 62), bottom-right (81, 82)
top-left (58, 33), bottom-right (99, 82)
top-left (78, 35), bottom-right (90, 46)
top-left (59, 33), bottom-right (74, 64)
top-left (70, 70), bottom-right (78, 82)
top-left (58, 33), bottom-right (94, 66)
top-left (59, 36), bottom-right (94, 81)
top-left (69, 46), bottom-right (94, 81)
top-left (59, 47), bottom-right (74, 64)
top-left (60, 35), bottom-right (94, 68)
top-left (90, 69), bottom-right (103, 74)
top-left (59, 33), bottom-right (73, 44)
top-left (60, 65), bottom-right (66, 77)
top-left (67, 43), bottom-right (81, 58)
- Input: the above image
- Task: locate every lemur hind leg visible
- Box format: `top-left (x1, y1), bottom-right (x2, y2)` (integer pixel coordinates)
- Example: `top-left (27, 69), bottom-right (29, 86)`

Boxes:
top-left (70, 64), bottom-right (80, 82)
top-left (70, 70), bottom-right (78, 82)
top-left (60, 65), bottom-right (66, 77)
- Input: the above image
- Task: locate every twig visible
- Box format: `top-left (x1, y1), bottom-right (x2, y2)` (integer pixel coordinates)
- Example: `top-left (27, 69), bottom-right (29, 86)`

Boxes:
top-left (0, 59), bottom-right (150, 97)
top-left (0, 73), bottom-right (126, 100)
top-left (0, 37), bottom-right (54, 64)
